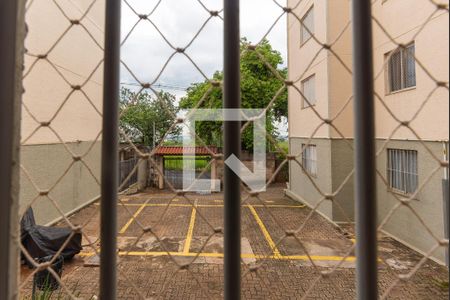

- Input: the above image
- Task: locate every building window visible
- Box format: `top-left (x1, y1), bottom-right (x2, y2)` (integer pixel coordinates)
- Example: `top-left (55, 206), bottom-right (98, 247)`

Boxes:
top-left (387, 149), bottom-right (418, 195)
top-left (302, 144), bottom-right (317, 176)
top-left (300, 6), bottom-right (314, 45)
top-left (387, 43), bottom-right (416, 93)
top-left (301, 75), bottom-right (316, 108)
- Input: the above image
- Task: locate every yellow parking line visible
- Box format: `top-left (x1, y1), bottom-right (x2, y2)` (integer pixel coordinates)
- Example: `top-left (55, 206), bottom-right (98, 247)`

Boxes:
top-left (126, 203), bottom-right (194, 207)
top-left (247, 205), bottom-right (281, 258)
top-left (108, 203), bottom-right (305, 209)
top-left (79, 251), bottom-right (356, 262)
top-left (119, 203), bottom-right (147, 234)
top-left (262, 204), bottom-right (305, 208)
top-left (279, 255), bottom-right (356, 262)
top-left (183, 202), bottom-right (197, 254)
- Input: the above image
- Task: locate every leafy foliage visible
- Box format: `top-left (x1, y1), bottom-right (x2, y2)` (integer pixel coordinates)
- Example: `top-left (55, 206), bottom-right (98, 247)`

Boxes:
top-left (179, 39), bottom-right (287, 151)
top-left (120, 88), bottom-right (180, 147)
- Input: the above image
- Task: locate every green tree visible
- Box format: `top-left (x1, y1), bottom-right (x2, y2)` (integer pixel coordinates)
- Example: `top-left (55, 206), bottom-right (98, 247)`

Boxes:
top-left (120, 87), bottom-right (180, 147)
top-left (179, 39), bottom-right (287, 151)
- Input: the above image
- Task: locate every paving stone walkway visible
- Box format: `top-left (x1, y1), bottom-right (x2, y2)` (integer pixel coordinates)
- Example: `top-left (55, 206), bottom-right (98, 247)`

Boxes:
top-left (20, 185), bottom-right (449, 299)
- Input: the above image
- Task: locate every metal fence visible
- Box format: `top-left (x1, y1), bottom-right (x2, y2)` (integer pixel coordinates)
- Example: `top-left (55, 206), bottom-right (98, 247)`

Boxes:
top-left (0, 0), bottom-right (449, 299)
top-left (164, 157), bottom-right (212, 190)
top-left (119, 158), bottom-right (139, 191)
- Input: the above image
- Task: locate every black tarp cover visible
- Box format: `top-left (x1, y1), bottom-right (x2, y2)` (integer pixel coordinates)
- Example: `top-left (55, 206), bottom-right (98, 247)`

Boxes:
top-left (21, 208), bottom-right (82, 264)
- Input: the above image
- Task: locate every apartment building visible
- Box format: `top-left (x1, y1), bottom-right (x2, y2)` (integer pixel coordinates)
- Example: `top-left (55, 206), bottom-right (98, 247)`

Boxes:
top-left (286, 0), bottom-right (449, 263)
top-left (20, 0), bottom-right (105, 225)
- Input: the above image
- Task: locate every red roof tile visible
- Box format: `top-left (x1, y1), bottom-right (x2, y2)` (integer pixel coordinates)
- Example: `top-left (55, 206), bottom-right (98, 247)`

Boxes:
top-left (154, 146), bottom-right (219, 156)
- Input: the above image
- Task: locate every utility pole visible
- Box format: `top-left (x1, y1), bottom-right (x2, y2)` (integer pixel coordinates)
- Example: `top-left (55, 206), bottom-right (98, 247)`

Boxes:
top-left (153, 121), bottom-right (156, 149)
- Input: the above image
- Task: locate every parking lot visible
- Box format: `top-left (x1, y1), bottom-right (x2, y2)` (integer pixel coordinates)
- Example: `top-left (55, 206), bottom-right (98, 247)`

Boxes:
top-left (21, 185), bottom-right (449, 299)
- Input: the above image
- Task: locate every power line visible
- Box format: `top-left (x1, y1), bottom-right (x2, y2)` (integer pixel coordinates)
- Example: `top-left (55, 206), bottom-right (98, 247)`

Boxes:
top-left (121, 82), bottom-right (188, 92)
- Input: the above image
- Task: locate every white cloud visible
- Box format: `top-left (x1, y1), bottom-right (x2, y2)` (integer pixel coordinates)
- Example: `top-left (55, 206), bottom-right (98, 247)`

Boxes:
top-left (121, 0), bottom-right (287, 93)
top-left (121, 0), bottom-right (288, 137)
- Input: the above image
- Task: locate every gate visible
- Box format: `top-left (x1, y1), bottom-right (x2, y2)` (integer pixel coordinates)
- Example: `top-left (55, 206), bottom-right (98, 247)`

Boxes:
top-left (164, 157), bottom-right (212, 190)
top-left (119, 158), bottom-right (139, 191)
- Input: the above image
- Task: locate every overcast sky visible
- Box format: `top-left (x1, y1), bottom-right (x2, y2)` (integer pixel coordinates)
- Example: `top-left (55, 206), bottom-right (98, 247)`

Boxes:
top-left (119, 0), bottom-right (288, 137)
top-left (120, 0), bottom-right (287, 98)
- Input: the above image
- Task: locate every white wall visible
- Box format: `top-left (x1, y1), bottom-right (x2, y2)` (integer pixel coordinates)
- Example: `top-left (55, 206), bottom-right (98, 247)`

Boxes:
top-left (372, 0), bottom-right (449, 141)
top-left (20, 0), bottom-right (105, 224)
top-left (23, 0), bottom-right (104, 145)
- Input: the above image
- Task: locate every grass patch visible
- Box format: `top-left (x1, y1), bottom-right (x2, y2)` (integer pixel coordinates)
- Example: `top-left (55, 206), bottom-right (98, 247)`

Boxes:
top-left (164, 156), bottom-right (210, 171)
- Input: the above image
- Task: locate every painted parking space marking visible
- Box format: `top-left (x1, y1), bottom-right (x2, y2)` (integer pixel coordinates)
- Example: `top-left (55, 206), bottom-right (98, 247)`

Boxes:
top-left (105, 203), bottom-right (306, 209)
top-left (79, 251), bottom-right (356, 262)
top-left (114, 202), bottom-right (305, 235)
top-left (84, 199), bottom-right (356, 262)
top-left (248, 205), bottom-right (282, 257)
top-left (106, 200), bottom-right (307, 236)
top-left (183, 200), bottom-right (198, 254)
top-left (119, 202), bottom-right (147, 234)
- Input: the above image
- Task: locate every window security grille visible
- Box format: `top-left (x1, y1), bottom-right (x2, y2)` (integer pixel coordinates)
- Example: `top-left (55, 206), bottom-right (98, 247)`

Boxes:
top-left (300, 6), bottom-right (314, 45)
top-left (387, 43), bottom-right (416, 92)
top-left (387, 149), bottom-right (419, 194)
top-left (302, 75), bottom-right (316, 108)
top-left (302, 144), bottom-right (317, 176)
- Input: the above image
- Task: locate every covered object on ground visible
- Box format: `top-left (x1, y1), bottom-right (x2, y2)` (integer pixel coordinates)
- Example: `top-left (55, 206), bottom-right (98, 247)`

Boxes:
top-left (20, 208), bottom-right (82, 266)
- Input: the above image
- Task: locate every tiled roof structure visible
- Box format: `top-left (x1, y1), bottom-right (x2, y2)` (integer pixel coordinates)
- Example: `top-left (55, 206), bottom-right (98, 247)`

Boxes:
top-left (154, 146), bottom-right (220, 156)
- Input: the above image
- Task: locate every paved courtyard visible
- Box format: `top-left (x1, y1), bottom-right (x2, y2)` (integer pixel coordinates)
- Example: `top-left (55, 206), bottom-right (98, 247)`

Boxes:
top-left (21, 185), bottom-right (449, 299)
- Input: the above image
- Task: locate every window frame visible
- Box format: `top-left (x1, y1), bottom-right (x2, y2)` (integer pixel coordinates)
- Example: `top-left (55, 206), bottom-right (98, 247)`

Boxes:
top-left (301, 74), bottom-right (316, 109)
top-left (385, 43), bottom-right (416, 94)
top-left (302, 143), bottom-right (318, 177)
top-left (300, 5), bottom-right (314, 46)
top-left (386, 148), bottom-right (419, 196)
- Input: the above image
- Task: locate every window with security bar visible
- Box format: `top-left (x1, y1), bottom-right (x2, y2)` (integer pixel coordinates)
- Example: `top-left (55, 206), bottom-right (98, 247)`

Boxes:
top-left (301, 74), bottom-right (316, 108)
top-left (386, 43), bottom-right (416, 93)
top-left (300, 6), bottom-right (314, 45)
top-left (302, 144), bottom-right (317, 177)
top-left (387, 149), bottom-right (419, 195)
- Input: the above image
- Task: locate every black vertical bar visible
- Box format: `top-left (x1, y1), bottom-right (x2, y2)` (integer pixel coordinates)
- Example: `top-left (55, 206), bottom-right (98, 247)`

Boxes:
top-left (100, 0), bottom-right (121, 298)
top-left (352, 1), bottom-right (378, 299)
top-left (446, 178), bottom-right (450, 297)
top-left (443, 179), bottom-right (449, 281)
top-left (443, 143), bottom-right (449, 269)
top-left (0, 0), bottom-right (23, 298)
top-left (224, 0), bottom-right (241, 299)
top-left (444, 180), bottom-right (449, 239)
